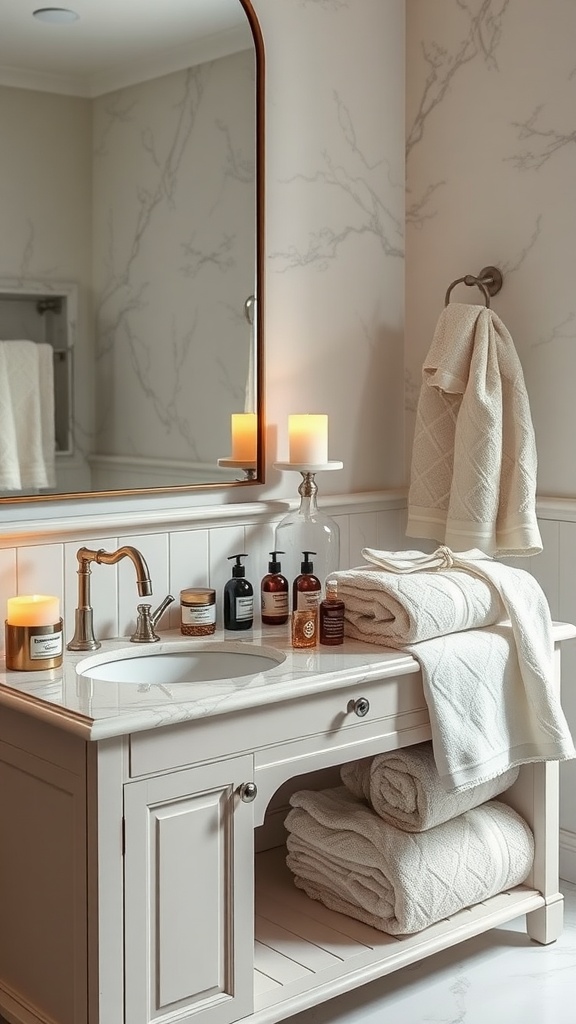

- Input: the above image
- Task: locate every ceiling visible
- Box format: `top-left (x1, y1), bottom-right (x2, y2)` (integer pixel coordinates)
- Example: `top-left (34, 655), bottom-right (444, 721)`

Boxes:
top-left (0, 0), bottom-right (252, 96)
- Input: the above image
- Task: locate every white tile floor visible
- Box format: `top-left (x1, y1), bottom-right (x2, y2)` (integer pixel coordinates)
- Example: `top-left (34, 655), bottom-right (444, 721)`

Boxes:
top-left (1, 883), bottom-right (574, 1024)
top-left (289, 881), bottom-right (576, 1024)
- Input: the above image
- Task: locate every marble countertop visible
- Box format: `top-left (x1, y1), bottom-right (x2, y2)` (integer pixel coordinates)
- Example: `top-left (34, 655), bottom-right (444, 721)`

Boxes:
top-left (0, 626), bottom-right (422, 741)
top-left (2, 622), bottom-right (574, 742)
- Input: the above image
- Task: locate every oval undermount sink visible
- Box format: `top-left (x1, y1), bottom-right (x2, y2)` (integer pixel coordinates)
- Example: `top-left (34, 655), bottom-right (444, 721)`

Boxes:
top-left (76, 642), bottom-right (286, 685)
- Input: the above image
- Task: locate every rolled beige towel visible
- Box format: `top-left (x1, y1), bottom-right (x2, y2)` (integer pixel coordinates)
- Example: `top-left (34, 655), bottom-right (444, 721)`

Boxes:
top-left (340, 742), bottom-right (519, 832)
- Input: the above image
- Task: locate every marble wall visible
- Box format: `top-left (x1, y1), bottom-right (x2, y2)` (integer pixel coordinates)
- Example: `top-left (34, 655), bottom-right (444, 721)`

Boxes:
top-left (405, 0), bottom-right (576, 496)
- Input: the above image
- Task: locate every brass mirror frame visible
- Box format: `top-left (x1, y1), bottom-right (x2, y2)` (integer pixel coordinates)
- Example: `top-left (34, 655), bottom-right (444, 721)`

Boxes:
top-left (1, 0), bottom-right (265, 505)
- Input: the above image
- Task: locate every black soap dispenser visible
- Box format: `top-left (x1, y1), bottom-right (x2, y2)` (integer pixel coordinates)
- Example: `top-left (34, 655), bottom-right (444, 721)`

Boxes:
top-left (224, 553), bottom-right (254, 630)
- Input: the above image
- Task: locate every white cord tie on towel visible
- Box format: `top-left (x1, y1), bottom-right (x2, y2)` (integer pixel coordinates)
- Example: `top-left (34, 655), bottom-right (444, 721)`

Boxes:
top-left (360, 546), bottom-right (488, 575)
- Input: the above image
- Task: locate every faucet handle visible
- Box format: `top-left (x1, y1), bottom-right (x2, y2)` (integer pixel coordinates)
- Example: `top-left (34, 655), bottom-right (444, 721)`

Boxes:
top-left (131, 595), bottom-right (175, 644)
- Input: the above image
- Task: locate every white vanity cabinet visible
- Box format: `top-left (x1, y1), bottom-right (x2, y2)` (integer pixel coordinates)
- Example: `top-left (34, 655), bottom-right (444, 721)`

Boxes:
top-left (0, 626), bottom-right (573, 1024)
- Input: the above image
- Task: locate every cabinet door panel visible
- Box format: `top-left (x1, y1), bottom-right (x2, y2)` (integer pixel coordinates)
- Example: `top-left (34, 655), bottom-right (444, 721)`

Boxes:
top-left (124, 755), bottom-right (254, 1024)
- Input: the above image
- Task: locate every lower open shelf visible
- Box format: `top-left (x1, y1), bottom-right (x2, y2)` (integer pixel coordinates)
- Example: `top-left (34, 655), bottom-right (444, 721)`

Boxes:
top-left (252, 847), bottom-right (545, 1024)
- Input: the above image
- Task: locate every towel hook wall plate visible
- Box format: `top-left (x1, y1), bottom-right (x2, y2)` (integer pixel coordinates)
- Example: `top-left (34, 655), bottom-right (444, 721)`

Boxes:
top-left (444, 265), bottom-right (504, 308)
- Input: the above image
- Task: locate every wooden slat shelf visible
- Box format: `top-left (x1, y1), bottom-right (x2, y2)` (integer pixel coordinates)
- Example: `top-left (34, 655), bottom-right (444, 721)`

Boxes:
top-left (251, 847), bottom-right (544, 1024)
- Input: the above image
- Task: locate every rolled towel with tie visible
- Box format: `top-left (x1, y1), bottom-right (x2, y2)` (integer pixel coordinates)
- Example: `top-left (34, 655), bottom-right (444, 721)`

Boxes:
top-left (286, 785), bottom-right (534, 935)
top-left (340, 742), bottom-right (519, 832)
top-left (331, 547), bottom-right (504, 646)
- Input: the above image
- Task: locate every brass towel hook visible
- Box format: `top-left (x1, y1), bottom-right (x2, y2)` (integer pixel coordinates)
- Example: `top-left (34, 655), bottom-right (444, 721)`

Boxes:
top-left (444, 266), bottom-right (504, 308)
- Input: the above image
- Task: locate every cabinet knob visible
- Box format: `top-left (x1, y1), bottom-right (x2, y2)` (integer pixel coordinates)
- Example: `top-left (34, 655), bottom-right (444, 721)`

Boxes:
top-left (349, 696), bottom-right (370, 718)
top-left (238, 781), bottom-right (258, 802)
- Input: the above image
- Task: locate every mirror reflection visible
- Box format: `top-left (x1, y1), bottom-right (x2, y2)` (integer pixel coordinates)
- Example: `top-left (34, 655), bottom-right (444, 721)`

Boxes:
top-left (0, 0), bottom-right (261, 501)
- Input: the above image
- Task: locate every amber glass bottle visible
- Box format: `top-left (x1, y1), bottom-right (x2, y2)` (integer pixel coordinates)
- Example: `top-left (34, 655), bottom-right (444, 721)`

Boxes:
top-left (319, 579), bottom-right (345, 645)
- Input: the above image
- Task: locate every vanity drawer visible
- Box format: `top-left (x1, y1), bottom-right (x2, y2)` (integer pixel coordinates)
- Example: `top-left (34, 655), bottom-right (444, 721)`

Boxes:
top-left (129, 671), bottom-right (427, 777)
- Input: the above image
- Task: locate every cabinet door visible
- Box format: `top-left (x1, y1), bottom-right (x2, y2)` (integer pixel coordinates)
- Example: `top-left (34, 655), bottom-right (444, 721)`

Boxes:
top-left (124, 755), bottom-right (254, 1024)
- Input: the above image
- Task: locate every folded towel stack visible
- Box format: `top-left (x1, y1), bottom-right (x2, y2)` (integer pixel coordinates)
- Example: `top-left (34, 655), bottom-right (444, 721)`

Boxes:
top-left (285, 745), bottom-right (533, 935)
top-left (331, 547), bottom-right (575, 792)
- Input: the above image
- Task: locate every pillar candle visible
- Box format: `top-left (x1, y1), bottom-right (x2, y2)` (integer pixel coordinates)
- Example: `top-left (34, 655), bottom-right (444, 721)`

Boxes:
top-left (231, 413), bottom-right (257, 462)
top-left (288, 414), bottom-right (328, 464)
top-left (6, 595), bottom-right (60, 627)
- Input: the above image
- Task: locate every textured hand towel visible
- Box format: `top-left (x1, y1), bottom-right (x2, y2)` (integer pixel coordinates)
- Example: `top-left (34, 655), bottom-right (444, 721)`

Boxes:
top-left (0, 340), bottom-right (55, 490)
top-left (333, 548), bottom-right (576, 791)
top-left (406, 303), bottom-right (541, 556)
top-left (340, 741), bottom-right (519, 832)
top-left (285, 786), bottom-right (534, 935)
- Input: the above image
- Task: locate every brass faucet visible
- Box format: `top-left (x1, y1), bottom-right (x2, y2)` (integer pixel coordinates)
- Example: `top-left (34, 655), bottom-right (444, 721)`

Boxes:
top-left (67, 545), bottom-right (167, 651)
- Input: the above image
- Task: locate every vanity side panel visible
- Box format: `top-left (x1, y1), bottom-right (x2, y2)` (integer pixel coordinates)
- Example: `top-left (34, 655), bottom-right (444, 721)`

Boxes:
top-left (0, 708), bottom-right (88, 1024)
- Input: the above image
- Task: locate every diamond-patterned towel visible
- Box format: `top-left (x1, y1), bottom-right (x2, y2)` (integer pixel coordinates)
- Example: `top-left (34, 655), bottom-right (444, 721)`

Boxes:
top-left (285, 785), bottom-right (534, 935)
top-left (406, 303), bottom-right (541, 556)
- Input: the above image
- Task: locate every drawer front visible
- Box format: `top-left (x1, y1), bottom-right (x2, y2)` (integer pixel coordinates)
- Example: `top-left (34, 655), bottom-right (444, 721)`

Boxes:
top-left (129, 671), bottom-right (427, 777)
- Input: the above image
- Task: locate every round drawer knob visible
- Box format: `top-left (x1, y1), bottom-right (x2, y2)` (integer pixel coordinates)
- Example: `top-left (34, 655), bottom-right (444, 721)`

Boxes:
top-left (238, 781), bottom-right (258, 803)
top-left (350, 696), bottom-right (370, 718)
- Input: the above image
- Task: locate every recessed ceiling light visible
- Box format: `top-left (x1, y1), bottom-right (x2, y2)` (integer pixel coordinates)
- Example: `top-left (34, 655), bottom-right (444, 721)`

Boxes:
top-left (33, 8), bottom-right (79, 24)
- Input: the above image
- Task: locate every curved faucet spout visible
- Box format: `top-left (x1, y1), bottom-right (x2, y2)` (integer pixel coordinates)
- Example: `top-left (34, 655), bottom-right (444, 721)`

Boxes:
top-left (92, 546), bottom-right (153, 597)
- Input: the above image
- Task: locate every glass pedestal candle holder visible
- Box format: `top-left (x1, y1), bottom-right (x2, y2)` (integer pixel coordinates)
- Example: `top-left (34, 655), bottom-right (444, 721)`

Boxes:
top-left (273, 462), bottom-right (343, 594)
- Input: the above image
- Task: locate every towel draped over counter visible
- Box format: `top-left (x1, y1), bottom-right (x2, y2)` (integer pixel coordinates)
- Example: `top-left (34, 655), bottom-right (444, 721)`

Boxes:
top-left (286, 786), bottom-right (534, 935)
top-left (406, 303), bottom-right (541, 556)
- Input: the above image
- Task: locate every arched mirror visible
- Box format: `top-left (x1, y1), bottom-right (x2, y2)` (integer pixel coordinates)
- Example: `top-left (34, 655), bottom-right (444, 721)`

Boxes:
top-left (0, 0), bottom-right (264, 502)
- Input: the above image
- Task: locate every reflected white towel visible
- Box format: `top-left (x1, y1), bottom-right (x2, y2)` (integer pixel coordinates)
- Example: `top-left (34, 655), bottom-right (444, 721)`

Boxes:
top-left (407, 303), bottom-right (541, 556)
top-left (333, 547), bottom-right (576, 791)
top-left (286, 786), bottom-right (534, 935)
top-left (340, 741), bottom-right (519, 832)
top-left (0, 341), bottom-right (55, 490)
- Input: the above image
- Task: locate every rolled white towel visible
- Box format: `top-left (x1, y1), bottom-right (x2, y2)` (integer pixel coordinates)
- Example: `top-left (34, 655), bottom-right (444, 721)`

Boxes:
top-left (331, 558), bottom-right (503, 646)
top-left (340, 742), bottom-right (519, 832)
top-left (286, 786), bottom-right (534, 935)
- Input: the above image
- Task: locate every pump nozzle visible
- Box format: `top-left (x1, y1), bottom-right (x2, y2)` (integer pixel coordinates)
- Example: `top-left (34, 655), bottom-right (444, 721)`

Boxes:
top-left (268, 550), bottom-right (285, 573)
top-left (228, 553), bottom-right (248, 577)
top-left (300, 550), bottom-right (317, 573)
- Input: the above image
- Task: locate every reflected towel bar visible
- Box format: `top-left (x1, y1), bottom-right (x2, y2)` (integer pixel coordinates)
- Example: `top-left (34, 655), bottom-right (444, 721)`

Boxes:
top-left (445, 266), bottom-right (503, 308)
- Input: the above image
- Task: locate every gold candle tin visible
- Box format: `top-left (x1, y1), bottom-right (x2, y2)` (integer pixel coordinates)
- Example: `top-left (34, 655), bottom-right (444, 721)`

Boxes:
top-left (5, 619), bottom-right (64, 671)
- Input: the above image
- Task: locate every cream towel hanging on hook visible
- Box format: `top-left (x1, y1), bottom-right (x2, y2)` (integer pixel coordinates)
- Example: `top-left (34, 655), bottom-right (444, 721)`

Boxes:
top-left (406, 303), bottom-right (541, 556)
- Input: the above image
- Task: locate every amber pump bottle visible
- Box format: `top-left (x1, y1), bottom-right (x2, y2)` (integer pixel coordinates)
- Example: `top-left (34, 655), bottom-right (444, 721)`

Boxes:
top-left (261, 551), bottom-right (289, 625)
top-left (292, 551), bottom-right (321, 612)
top-left (319, 579), bottom-right (345, 645)
top-left (291, 551), bottom-right (321, 648)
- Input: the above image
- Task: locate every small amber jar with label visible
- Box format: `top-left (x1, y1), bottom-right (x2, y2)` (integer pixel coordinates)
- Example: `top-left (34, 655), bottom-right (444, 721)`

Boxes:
top-left (180, 588), bottom-right (216, 636)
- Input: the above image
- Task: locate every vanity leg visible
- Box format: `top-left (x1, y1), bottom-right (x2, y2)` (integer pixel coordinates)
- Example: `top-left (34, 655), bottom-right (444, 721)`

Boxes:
top-left (526, 894), bottom-right (564, 944)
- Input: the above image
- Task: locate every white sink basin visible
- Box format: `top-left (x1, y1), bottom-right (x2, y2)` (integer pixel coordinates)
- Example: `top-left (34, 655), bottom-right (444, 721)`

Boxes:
top-left (76, 642), bottom-right (286, 685)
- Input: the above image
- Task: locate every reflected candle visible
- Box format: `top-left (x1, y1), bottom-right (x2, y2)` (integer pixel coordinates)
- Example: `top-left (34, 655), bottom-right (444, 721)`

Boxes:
top-left (288, 414), bottom-right (328, 464)
top-left (5, 595), bottom-right (63, 671)
top-left (231, 413), bottom-right (257, 462)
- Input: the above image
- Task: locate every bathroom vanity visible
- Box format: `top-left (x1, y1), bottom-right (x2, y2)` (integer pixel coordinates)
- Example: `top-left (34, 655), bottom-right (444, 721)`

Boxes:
top-left (0, 624), bottom-right (573, 1024)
